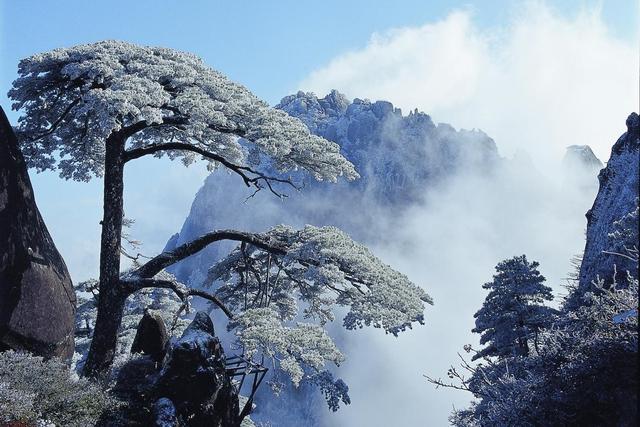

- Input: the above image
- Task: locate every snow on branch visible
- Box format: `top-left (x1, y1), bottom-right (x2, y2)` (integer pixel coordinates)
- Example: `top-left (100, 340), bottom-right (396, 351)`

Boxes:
top-left (207, 224), bottom-right (433, 336)
top-left (9, 40), bottom-right (358, 184)
top-left (121, 276), bottom-right (234, 319)
top-left (124, 224), bottom-right (432, 403)
top-left (133, 229), bottom-right (287, 279)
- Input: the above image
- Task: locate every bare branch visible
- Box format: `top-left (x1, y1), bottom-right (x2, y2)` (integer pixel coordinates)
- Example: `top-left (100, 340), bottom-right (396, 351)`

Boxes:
top-left (134, 230), bottom-right (286, 279)
top-left (122, 141), bottom-right (300, 197)
top-left (123, 278), bottom-right (234, 319)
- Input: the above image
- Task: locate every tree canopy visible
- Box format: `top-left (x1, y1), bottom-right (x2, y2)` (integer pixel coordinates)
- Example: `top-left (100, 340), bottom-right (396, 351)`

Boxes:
top-left (8, 40), bottom-right (434, 412)
top-left (10, 40), bottom-right (357, 186)
top-left (121, 224), bottom-right (432, 408)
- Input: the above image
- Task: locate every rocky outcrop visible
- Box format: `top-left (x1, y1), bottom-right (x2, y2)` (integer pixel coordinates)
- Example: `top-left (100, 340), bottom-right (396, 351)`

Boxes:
top-left (0, 105), bottom-right (76, 360)
top-left (153, 398), bottom-right (179, 427)
top-left (114, 312), bottom-right (244, 426)
top-left (568, 113), bottom-right (639, 308)
top-left (131, 309), bottom-right (169, 363)
top-left (156, 311), bottom-right (241, 426)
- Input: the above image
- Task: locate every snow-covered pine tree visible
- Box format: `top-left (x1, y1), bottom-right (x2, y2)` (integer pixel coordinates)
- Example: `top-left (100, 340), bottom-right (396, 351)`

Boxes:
top-left (208, 224), bottom-right (431, 408)
top-left (9, 41), bottom-right (432, 399)
top-left (472, 255), bottom-right (555, 360)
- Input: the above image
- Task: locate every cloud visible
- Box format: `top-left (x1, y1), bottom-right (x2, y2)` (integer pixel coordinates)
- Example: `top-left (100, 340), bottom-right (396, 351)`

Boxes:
top-left (297, 3), bottom-right (635, 425)
top-left (321, 162), bottom-right (598, 426)
top-left (300, 2), bottom-right (638, 167)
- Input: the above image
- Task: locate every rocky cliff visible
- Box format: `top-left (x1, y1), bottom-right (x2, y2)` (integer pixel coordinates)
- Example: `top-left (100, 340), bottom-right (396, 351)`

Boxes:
top-left (568, 113), bottom-right (639, 308)
top-left (0, 105), bottom-right (76, 360)
top-left (165, 91), bottom-right (500, 285)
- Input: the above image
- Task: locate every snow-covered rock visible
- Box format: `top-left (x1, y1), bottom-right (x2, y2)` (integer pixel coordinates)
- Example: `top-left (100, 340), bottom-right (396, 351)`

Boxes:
top-left (152, 398), bottom-right (178, 427)
top-left (165, 91), bottom-right (500, 285)
top-left (568, 113), bottom-right (639, 308)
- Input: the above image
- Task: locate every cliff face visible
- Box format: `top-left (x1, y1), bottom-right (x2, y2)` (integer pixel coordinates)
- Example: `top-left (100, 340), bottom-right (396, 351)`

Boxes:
top-left (0, 106), bottom-right (76, 360)
top-left (277, 90), bottom-right (499, 205)
top-left (165, 91), bottom-right (500, 285)
top-left (570, 113), bottom-right (639, 307)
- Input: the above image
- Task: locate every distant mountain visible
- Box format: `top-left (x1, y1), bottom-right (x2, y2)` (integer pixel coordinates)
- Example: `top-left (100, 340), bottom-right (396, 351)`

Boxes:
top-left (563, 145), bottom-right (603, 173)
top-left (164, 91), bottom-right (501, 285)
top-left (163, 91), bottom-right (503, 425)
top-left (562, 144), bottom-right (603, 189)
top-left (277, 90), bottom-right (499, 205)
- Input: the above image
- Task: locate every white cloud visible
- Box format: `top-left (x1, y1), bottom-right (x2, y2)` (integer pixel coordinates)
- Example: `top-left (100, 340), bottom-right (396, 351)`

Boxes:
top-left (300, 2), bottom-right (638, 166)
top-left (299, 3), bottom-right (636, 425)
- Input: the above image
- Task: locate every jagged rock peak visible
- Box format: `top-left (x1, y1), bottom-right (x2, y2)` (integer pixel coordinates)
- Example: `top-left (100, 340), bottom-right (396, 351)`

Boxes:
top-left (626, 112), bottom-right (639, 135)
top-left (609, 112), bottom-right (640, 156)
top-left (563, 145), bottom-right (603, 170)
top-left (567, 112), bottom-right (640, 309)
top-left (278, 90), bottom-right (425, 119)
top-left (276, 90), bottom-right (349, 133)
top-left (276, 90), bottom-right (434, 132)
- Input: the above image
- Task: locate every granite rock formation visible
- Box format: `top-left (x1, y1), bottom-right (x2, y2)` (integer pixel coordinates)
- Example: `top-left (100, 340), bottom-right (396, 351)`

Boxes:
top-left (0, 105), bottom-right (75, 360)
top-left (568, 113), bottom-right (639, 308)
top-left (131, 309), bottom-right (170, 363)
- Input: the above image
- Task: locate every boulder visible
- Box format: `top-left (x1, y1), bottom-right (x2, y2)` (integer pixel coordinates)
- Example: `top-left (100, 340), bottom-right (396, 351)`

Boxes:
top-left (155, 311), bottom-right (241, 426)
top-left (0, 105), bottom-right (75, 360)
top-left (131, 309), bottom-right (169, 363)
top-left (155, 311), bottom-right (224, 406)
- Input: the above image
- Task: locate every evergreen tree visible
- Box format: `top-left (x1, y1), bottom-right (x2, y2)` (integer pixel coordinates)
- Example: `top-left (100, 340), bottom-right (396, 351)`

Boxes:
top-left (472, 255), bottom-right (554, 360)
top-left (8, 41), bottom-right (432, 400)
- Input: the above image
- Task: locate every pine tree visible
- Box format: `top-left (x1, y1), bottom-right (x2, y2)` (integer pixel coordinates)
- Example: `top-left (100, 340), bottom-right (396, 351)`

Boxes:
top-left (472, 255), bottom-right (555, 360)
top-left (9, 41), bottom-right (432, 391)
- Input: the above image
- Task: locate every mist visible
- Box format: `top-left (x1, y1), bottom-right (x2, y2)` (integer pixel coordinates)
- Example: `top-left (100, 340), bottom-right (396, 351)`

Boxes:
top-left (292, 4), bottom-right (632, 422)
top-left (320, 155), bottom-right (599, 426)
top-left (153, 110), bottom-right (601, 425)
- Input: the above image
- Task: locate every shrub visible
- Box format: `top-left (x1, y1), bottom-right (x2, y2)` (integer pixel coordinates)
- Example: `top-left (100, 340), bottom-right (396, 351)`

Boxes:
top-left (0, 351), bottom-right (116, 426)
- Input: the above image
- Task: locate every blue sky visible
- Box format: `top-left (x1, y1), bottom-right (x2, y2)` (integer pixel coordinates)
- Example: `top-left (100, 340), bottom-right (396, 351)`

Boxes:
top-left (1, 0), bottom-right (636, 108)
top-left (0, 0), bottom-right (636, 280)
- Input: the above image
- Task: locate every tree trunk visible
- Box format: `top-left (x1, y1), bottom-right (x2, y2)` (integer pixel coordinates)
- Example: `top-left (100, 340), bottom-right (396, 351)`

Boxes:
top-left (83, 133), bottom-right (127, 377)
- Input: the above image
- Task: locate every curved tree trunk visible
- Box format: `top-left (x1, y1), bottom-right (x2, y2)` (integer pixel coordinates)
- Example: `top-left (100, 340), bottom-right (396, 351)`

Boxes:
top-left (83, 133), bottom-right (127, 377)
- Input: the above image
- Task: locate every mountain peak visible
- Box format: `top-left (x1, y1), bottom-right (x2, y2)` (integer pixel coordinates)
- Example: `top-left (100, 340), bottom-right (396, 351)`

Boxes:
top-left (626, 112), bottom-right (639, 135)
top-left (563, 145), bottom-right (603, 171)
